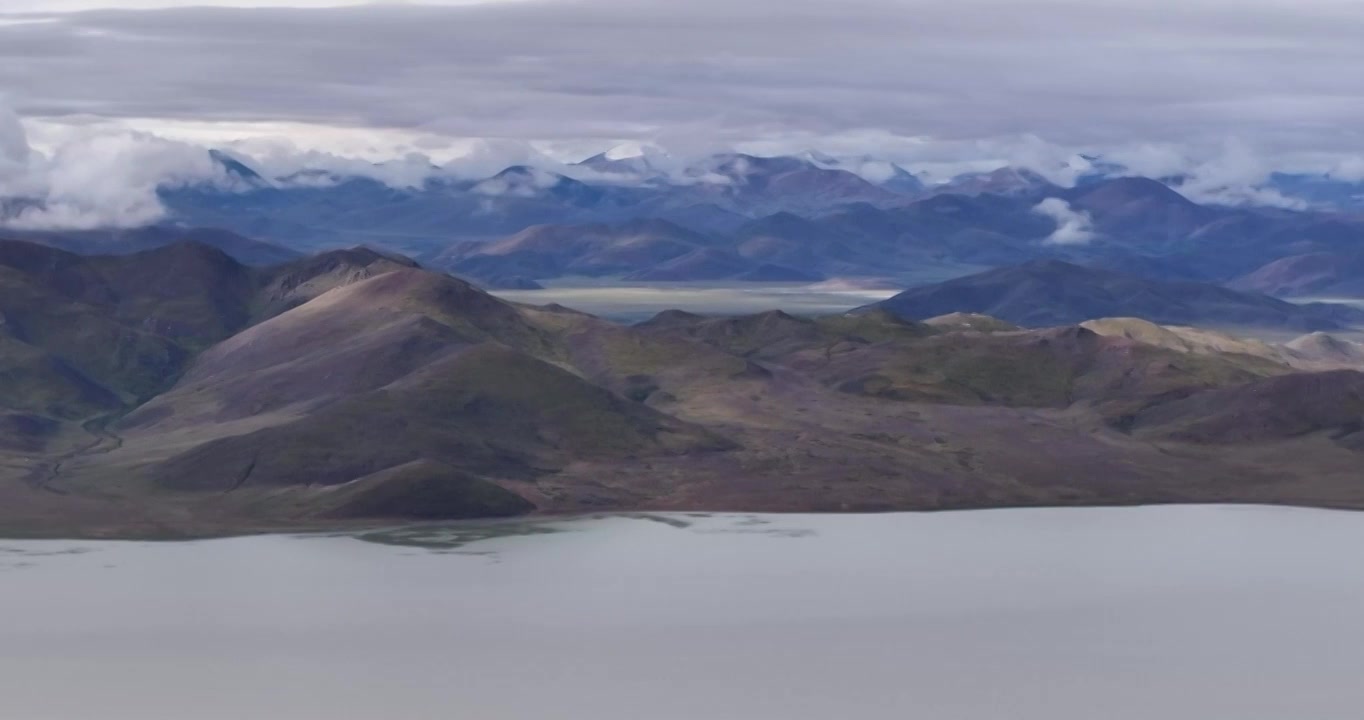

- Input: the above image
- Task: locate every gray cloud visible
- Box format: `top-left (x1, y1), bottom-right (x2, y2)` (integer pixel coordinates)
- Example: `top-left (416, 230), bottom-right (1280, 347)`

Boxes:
top-left (1, 0), bottom-right (1363, 162)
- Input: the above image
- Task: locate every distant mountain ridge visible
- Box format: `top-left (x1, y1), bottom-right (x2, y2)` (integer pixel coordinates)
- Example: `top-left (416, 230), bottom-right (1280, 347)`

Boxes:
top-left (6, 147), bottom-right (1364, 299)
top-left (867, 259), bottom-right (1364, 330)
top-left (429, 172), bottom-right (1359, 286)
top-left (1230, 251), bottom-right (1364, 298)
top-left (7, 226), bottom-right (299, 266)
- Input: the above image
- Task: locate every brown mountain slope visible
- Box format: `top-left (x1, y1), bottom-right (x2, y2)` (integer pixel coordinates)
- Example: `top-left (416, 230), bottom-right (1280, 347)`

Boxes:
top-left (253, 246), bottom-right (419, 319)
top-left (518, 303), bottom-right (754, 404)
top-left (1080, 317), bottom-right (1284, 362)
top-left (804, 325), bottom-right (1287, 410)
top-left (122, 268), bottom-right (554, 432)
top-left (148, 343), bottom-right (729, 495)
top-left (6, 241), bottom-right (1364, 537)
top-left (634, 310), bottom-right (1285, 410)
top-left (320, 460), bottom-right (536, 520)
top-left (0, 252), bottom-right (192, 405)
top-left (0, 412), bottom-right (63, 453)
top-left (0, 239), bottom-right (497, 453)
top-left (924, 313), bottom-right (1021, 333)
top-left (1284, 332), bottom-right (1364, 369)
top-left (41, 264), bottom-right (733, 528)
top-left (1082, 318), bottom-right (1364, 372)
top-left (84, 242), bottom-right (258, 349)
top-left (1126, 370), bottom-right (1364, 447)
top-left (0, 336), bottom-right (124, 419)
top-left (636, 307), bottom-right (935, 360)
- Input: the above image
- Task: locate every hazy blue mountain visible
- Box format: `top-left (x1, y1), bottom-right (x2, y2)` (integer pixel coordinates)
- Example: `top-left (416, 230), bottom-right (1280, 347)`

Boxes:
top-left (1230, 251), bottom-right (1364, 298)
top-left (440, 218), bottom-right (814, 285)
top-left (84, 151), bottom-right (1357, 291)
top-left (868, 259), bottom-right (1364, 330)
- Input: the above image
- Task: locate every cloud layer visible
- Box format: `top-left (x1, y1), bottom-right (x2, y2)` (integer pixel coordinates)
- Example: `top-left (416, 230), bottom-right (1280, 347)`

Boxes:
top-left (2, 0), bottom-right (1364, 166)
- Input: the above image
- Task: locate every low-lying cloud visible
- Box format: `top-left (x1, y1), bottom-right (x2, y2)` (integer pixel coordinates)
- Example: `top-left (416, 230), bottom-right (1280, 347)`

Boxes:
top-left (0, 100), bottom-right (233, 229)
top-left (1033, 198), bottom-right (1095, 246)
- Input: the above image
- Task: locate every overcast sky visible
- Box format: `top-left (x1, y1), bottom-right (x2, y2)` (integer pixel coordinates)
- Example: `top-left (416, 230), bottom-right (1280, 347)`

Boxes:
top-left (4, 0), bottom-right (1364, 217)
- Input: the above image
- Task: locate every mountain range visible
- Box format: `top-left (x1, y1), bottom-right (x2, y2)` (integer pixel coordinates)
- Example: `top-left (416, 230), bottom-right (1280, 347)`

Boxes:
top-left (2, 238), bottom-right (1363, 538)
top-left (102, 151), bottom-right (1357, 298)
top-left (5, 147), bottom-right (1360, 304)
top-left (1229, 251), bottom-right (1364, 298)
top-left (420, 176), bottom-right (1363, 292)
top-left (868, 259), bottom-right (1364, 330)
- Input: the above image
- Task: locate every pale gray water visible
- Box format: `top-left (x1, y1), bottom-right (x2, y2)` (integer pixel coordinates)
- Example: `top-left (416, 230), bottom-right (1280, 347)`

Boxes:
top-left (3, 507), bottom-right (1364, 720)
top-left (491, 282), bottom-right (901, 322)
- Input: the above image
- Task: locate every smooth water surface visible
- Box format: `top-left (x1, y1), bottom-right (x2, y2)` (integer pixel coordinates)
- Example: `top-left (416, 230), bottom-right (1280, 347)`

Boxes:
top-left (491, 282), bottom-right (901, 322)
top-left (3, 507), bottom-right (1364, 720)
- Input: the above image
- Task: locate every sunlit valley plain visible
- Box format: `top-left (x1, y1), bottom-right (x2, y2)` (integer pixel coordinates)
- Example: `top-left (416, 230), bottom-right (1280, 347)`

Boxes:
top-left (4, 0), bottom-right (1364, 718)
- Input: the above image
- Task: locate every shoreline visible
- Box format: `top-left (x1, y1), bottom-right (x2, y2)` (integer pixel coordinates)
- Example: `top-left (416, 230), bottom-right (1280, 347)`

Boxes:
top-left (5, 497), bottom-right (1364, 542)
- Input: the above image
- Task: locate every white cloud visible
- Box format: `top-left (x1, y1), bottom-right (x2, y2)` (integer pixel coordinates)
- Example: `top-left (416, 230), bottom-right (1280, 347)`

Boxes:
top-left (1168, 139), bottom-right (1308, 209)
top-left (0, 99), bottom-right (234, 230)
top-left (228, 142), bottom-right (440, 189)
top-left (1033, 198), bottom-right (1095, 246)
top-left (853, 160), bottom-right (898, 184)
top-left (1183, 184), bottom-right (1308, 210)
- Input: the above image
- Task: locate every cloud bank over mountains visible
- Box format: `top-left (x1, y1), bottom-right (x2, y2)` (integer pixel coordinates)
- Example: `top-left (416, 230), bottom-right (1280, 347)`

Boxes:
top-left (0, 101), bottom-right (241, 229)
top-left (4, 0), bottom-right (1364, 228)
top-left (0, 100), bottom-right (1356, 232)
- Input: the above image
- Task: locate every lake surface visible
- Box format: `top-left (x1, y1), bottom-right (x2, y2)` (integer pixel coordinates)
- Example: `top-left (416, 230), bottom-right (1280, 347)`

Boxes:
top-left (3, 507), bottom-right (1364, 720)
top-left (491, 281), bottom-right (901, 322)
